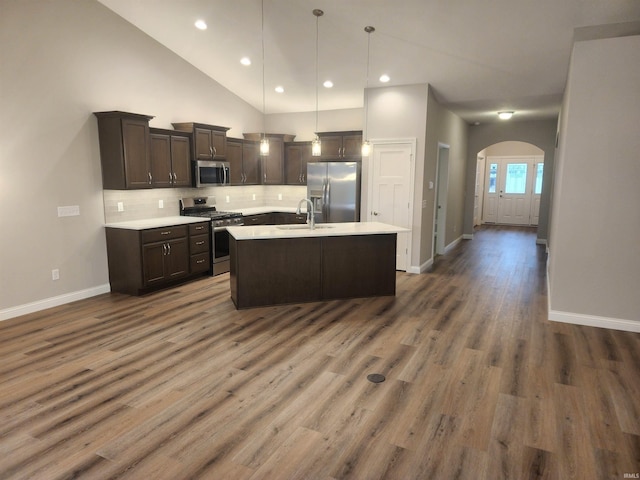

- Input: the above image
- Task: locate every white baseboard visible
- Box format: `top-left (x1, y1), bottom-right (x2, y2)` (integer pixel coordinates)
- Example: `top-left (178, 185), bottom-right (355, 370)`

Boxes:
top-left (462, 233), bottom-right (474, 240)
top-left (407, 257), bottom-right (433, 274)
top-left (0, 284), bottom-right (111, 322)
top-left (546, 252), bottom-right (639, 332)
top-left (445, 235), bottom-right (463, 254)
top-left (548, 309), bottom-right (640, 333)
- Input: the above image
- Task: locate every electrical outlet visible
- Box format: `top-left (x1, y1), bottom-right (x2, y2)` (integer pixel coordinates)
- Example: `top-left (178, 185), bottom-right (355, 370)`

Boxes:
top-left (252, 194), bottom-right (256, 201)
top-left (225, 195), bottom-right (230, 203)
top-left (278, 193), bottom-right (282, 200)
top-left (52, 269), bottom-right (60, 281)
top-left (158, 199), bottom-right (164, 209)
top-left (117, 202), bottom-right (124, 212)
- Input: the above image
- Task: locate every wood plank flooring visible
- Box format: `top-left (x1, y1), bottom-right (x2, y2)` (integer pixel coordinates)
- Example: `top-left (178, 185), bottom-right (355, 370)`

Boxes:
top-left (1, 225), bottom-right (638, 479)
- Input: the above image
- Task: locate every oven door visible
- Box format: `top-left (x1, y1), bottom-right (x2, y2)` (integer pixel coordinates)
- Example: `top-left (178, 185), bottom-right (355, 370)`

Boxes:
top-left (212, 227), bottom-right (231, 275)
top-left (195, 161), bottom-right (230, 187)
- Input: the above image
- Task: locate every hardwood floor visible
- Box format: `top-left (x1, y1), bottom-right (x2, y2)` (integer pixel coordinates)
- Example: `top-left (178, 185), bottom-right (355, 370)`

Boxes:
top-left (1, 225), bottom-right (638, 479)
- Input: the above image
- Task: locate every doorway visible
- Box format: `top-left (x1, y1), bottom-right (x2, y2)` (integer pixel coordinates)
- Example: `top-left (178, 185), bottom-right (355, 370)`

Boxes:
top-left (434, 144), bottom-right (449, 256)
top-left (369, 140), bottom-right (415, 271)
top-left (482, 155), bottom-right (543, 225)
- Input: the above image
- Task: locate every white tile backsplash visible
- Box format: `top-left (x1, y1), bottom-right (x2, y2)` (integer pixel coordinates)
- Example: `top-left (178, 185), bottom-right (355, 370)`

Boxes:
top-left (103, 185), bottom-right (306, 223)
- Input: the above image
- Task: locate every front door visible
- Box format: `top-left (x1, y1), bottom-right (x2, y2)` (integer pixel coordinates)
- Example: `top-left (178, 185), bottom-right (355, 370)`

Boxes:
top-left (370, 142), bottom-right (413, 271)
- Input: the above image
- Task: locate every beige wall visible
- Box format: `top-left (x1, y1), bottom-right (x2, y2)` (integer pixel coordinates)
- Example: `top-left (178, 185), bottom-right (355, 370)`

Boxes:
top-left (0, 0), bottom-right (264, 317)
top-left (424, 87), bottom-right (469, 261)
top-left (484, 141), bottom-right (544, 157)
top-left (548, 35), bottom-right (640, 327)
top-left (266, 109), bottom-right (363, 141)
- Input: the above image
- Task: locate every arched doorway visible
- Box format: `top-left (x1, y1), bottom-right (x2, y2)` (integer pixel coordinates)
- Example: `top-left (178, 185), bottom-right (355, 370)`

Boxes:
top-left (474, 141), bottom-right (544, 228)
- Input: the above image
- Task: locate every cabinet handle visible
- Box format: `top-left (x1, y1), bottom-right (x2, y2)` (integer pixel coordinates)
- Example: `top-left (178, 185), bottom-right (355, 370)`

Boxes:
top-left (196, 259), bottom-right (205, 264)
top-left (162, 244), bottom-right (167, 255)
top-left (148, 172), bottom-right (152, 184)
top-left (169, 172), bottom-right (173, 183)
top-left (160, 230), bottom-right (171, 235)
top-left (173, 172), bottom-right (177, 182)
top-left (195, 225), bottom-right (204, 231)
top-left (196, 240), bottom-right (205, 245)
top-left (167, 243), bottom-right (171, 255)
top-left (210, 146), bottom-right (213, 157)
top-left (264, 172), bottom-right (267, 182)
top-left (213, 146), bottom-right (217, 158)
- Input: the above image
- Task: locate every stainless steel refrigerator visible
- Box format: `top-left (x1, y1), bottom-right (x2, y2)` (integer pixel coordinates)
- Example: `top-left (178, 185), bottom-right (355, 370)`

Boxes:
top-left (307, 162), bottom-right (361, 223)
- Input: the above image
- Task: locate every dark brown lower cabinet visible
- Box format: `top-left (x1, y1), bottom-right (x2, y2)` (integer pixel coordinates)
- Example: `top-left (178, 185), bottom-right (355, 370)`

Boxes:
top-left (229, 233), bottom-right (397, 309)
top-left (105, 221), bottom-right (210, 295)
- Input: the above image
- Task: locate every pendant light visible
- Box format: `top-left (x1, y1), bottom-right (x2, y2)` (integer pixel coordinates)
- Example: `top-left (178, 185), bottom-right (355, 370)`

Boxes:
top-left (361, 25), bottom-right (375, 157)
top-left (260, 0), bottom-right (269, 156)
top-left (311, 9), bottom-right (324, 157)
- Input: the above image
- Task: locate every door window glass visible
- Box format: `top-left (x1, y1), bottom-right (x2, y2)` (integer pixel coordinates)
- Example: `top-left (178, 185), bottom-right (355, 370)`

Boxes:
top-left (488, 163), bottom-right (498, 193)
top-left (534, 163), bottom-right (544, 194)
top-left (504, 163), bottom-right (528, 194)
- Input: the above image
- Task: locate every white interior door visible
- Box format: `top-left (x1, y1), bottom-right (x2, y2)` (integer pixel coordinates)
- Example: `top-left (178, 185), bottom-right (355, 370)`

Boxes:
top-left (434, 145), bottom-right (449, 255)
top-left (529, 161), bottom-right (544, 225)
top-left (482, 161), bottom-right (499, 223)
top-left (474, 156), bottom-right (485, 226)
top-left (370, 142), bottom-right (413, 271)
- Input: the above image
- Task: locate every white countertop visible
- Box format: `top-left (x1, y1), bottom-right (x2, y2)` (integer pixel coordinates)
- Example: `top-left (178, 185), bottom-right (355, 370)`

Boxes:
top-left (227, 222), bottom-right (409, 240)
top-left (227, 206), bottom-right (306, 215)
top-left (105, 216), bottom-right (208, 230)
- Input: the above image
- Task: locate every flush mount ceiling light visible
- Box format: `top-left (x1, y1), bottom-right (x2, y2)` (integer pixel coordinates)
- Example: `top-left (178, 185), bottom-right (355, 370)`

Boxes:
top-left (194, 19), bottom-right (207, 30)
top-left (311, 9), bottom-right (324, 157)
top-left (323, 80), bottom-right (333, 88)
top-left (275, 86), bottom-right (284, 93)
top-left (361, 25), bottom-right (375, 157)
top-left (498, 111), bottom-right (514, 120)
top-left (240, 57), bottom-right (251, 66)
top-left (379, 74), bottom-right (390, 83)
top-left (259, 0), bottom-right (269, 156)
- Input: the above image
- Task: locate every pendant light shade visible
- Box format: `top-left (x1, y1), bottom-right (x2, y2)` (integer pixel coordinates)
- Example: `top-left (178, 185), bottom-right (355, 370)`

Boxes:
top-left (312, 9), bottom-right (324, 157)
top-left (260, 0), bottom-right (269, 156)
top-left (362, 25), bottom-right (375, 157)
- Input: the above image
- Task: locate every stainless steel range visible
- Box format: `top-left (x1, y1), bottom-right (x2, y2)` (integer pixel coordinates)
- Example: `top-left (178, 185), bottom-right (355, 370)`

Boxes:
top-left (180, 197), bottom-right (243, 276)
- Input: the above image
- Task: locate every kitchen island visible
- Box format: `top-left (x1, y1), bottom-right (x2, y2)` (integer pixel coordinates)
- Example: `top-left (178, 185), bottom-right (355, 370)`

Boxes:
top-left (227, 222), bottom-right (408, 309)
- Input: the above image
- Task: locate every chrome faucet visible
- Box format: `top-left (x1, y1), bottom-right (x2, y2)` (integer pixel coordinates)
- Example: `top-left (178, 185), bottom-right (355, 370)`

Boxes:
top-left (297, 198), bottom-right (315, 230)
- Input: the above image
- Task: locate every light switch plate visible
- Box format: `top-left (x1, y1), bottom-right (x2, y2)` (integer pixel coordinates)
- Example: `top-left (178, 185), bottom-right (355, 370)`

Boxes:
top-left (57, 205), bottom-right (80, 217)
top-left (117, 202), bottom-right (124, 212)
top-left (158, 199), bottom-right (164, 209)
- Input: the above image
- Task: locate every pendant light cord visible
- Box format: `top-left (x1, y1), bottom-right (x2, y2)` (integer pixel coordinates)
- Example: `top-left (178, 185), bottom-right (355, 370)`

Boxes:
top-left (315, 11), bottom-right (319, 135)
top-left (262, 0), bottom-right (266, 141)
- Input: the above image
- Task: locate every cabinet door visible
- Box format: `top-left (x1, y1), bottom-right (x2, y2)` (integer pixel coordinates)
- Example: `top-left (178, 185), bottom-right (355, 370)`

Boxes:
top-left (285, 143), bottom-right (312, 184)
top-left (171, 135), bottom-right (191, 187)
top-left (211, 130), bottom-right (227, 158)
top-left (261, 137), bottom-right (283, 184)
top-left (194, 128), bottom-right (213, 160)
top-left (150, 133), bottom-right (173, 188)
top-left (342, 134), bottom-right (363, 159)
top-left (227, 140), bottom-right (244, 185)
top-left (166, 238), bottom-right (189, 279)
top-left (242, 142), bottom-right (260, 185)
top-left (122, 117), bottom-right (151, 188)
top-left (143, 242), bottom-right (166, 285)
top-left (318, 135), bottom-right (342, 160)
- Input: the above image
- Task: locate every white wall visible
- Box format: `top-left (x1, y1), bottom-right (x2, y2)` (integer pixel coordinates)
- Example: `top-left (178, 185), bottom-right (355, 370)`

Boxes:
top-left (548, 34), bottom-right (640, 330)
top-left (266, 109), bottom-right (363, 141)
top-left (0, 0), bottom-right (264, 318)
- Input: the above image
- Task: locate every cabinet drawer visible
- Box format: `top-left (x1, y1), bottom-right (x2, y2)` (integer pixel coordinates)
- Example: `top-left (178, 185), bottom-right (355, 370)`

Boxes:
top-left (190, 234), bottom-right (210, 254)
top-left (189, 222), bottom-right (209, 236)
top-left (142, 225), bottom-right (188, 244)
top-left (190, 252), bottom-right (210, 273)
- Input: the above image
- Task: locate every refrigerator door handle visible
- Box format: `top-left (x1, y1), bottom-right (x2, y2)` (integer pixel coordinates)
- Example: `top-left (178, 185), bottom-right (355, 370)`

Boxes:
top-left (326, 179), bottom-right (331, 221)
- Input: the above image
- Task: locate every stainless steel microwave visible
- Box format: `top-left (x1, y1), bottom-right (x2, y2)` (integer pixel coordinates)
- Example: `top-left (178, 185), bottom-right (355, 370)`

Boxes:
top-left (193, 160), bottom-right (230, 187)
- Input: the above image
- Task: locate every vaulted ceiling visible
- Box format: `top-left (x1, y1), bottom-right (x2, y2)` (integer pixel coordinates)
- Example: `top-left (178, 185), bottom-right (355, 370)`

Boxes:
top-left (98, 0), bottom-right (640, 124)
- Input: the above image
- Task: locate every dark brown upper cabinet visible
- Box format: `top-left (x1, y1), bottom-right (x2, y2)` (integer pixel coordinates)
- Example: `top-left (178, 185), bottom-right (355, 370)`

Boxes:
top-left (149, 128), bottom-right (192, 188)
top-left (317, 131), bottom-right (363, 161)
top-left (172, 122), bottom-right (230, 160)
top-left (285, 141), bottom-right (312, 185)
top-left (94, 111), bottom-right (154, 189)
top-left (243, 133), bottom-right (295, 185)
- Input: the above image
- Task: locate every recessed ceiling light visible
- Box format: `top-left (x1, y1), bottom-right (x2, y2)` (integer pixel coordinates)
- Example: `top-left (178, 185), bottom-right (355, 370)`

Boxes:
top-left (323, 80), bottom-right (333, 88)
top-left (498, 111), bottom-right (514, 120)
top-left (379, 74), bottom-right (390, 83)
top-left (240, 57), bottom-right (251, 66)
top-left (194, 19), bottom-right (207, 30)
top-left (275, 86), bottom-right (284, 93)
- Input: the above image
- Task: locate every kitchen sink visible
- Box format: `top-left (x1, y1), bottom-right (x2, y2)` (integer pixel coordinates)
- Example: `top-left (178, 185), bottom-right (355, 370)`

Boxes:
top-left (276, 224), bottom-right (335, 230)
